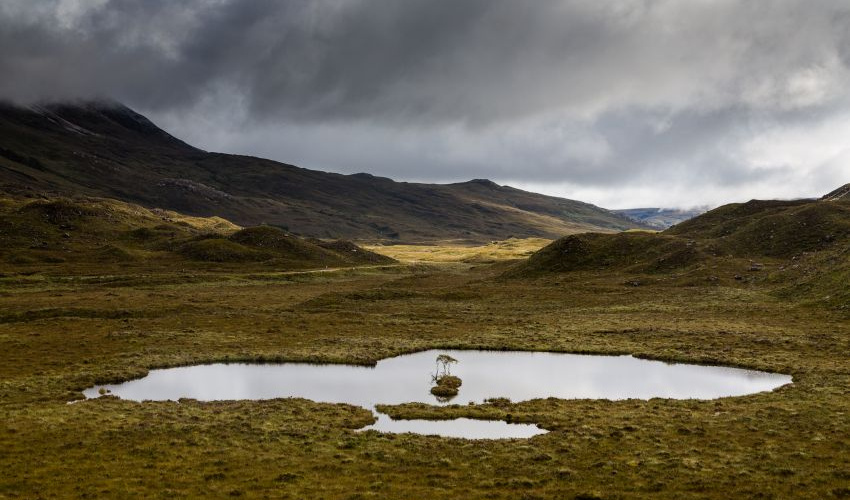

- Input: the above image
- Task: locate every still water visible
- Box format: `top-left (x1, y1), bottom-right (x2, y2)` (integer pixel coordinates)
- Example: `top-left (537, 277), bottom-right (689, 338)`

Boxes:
top-left (84, 349), bottom-right (791, 439)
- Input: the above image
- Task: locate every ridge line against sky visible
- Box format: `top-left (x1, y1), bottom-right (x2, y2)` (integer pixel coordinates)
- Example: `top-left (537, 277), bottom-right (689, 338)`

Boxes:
top-left (1, 0), bottom-right (849, 209)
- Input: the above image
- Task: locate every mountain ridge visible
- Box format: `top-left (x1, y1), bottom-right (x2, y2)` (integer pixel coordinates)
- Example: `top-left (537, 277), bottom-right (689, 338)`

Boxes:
top-left (822, 183), bottom-right (850, 201)
top-left (0, 100), bottom-right (647, 242)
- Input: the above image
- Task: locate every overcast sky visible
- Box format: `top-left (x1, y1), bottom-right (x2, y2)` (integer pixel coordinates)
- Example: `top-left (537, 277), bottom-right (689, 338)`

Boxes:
top-left (1, 0), bottom-right (849, 208)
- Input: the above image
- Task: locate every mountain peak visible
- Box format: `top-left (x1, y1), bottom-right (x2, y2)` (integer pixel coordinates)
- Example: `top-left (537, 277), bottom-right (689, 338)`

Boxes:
top-left (2, 99), bottom-right (198, 151)
top-left (457, 179), bottom-right (501, 189)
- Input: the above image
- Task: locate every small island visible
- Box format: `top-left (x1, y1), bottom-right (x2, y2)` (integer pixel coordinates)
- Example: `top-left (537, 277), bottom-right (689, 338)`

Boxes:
top-left (430, 354), bottom-right (462, 399)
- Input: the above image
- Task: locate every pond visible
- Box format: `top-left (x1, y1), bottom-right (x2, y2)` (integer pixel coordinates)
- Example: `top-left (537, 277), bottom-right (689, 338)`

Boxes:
top-left (84, 349), bottom-right (792, 439)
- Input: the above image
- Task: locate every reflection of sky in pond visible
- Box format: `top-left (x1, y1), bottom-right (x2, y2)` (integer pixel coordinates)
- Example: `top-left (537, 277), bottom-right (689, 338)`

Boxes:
top-left (83, 350), bottom-right (791, 439)
top-left (84, 350), bottom-right (791, 405)
top-left (363, 413), bottom-right (546, 439)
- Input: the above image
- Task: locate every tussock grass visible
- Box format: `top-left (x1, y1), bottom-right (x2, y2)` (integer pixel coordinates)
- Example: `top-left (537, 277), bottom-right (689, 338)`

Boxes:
top-left (178, 238), bottom-right (271, 262)
top-left (1, 197), bottom-right (849, 498)
top-left (0, 194), bottom-right (395, 271)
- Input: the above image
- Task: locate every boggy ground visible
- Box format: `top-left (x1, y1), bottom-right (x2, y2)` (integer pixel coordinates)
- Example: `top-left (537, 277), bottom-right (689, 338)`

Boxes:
top-left (1, 252), bottom-right (849, 499)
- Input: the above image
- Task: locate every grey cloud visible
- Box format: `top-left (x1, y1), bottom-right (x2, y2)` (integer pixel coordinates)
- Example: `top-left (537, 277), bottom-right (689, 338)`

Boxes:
top-left (1, 0), bottom-right (849, 207)
top-left (3, 0), bottom-right (850, 123)
top-left (156, 102), bottom-right (821, 189)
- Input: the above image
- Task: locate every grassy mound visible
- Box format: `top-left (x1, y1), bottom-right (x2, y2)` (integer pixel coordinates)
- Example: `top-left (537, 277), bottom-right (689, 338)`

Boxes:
top-left (430, 374), bottom-right (463, 398)
top-left (312, 239), bottom-right (396, 265)
top-left (0, 193), bottom-right (394, 271)
top-left (230, 226), bottom-right (318, 256)
top-left (177, 238), bottom-right (270, 262)
top-left (506, 197), bottom-right (850, 308)
top-left (0, 195), bottom-right (240, 267)
top-left (511, 198), bottom-right (850, 278)
top-left (430, 384), bottom-right (459, 397)
top-left (773, 243), bottom-right (850, 307)
top-left (226, 226), bottom-right (396, 267)
top-left (508, 232), bottom-right (709, 277)
top-left (16, 197), bottom-right (238, 234)
top-left (666, 199), bottom-right (850, 258)
top-left (95, 245), bottom-right (137, 263)
top-left (435, 375), bottom-right (462, 389)
top-left (18, 199), bottom-right (102, 225)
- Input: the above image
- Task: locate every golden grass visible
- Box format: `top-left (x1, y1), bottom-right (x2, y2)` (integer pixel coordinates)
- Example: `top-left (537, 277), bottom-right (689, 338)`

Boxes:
top-left (363, 237), bottom-right (552, 263)
top-left (4, 194), bottom-right (241, 233)
top-left (0, 195), bottom-right (394, 272)
top-left (1, 241), bottom-right (849, 498)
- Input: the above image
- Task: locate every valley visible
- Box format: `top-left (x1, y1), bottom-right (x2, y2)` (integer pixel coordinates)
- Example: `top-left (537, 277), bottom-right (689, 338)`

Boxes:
top-left (3, 4), bottom-right (848, 498)
top-left (1, 192), bottom-right (849, 498)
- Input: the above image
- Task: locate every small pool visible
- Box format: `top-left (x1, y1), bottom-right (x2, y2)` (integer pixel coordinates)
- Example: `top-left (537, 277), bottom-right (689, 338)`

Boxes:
top-left (83, 349), bottom-right (792, 439)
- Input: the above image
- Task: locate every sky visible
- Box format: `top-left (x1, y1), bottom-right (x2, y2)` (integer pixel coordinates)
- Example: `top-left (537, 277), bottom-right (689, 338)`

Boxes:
top-left (1, 0), bottom-right (849, 209)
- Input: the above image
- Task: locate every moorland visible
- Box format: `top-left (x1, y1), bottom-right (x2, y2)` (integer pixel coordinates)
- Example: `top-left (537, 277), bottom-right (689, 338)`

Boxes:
top-left (1, 188), bottom-right (849, 499)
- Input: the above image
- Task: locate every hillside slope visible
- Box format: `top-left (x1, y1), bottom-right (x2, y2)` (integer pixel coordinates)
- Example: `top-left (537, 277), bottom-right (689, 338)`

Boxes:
top-left (822, 183), bottom-right (850, 201)
top-left (0, 194), bottom-right (393, 271)
top-left (508, 195), bottom-right (850, 306)
top-left (0, 101), bottom-right (645, 242)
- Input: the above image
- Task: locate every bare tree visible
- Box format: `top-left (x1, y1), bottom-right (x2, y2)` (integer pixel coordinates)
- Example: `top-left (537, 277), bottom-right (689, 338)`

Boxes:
top-left (434, 354), bottom-right (457, 378)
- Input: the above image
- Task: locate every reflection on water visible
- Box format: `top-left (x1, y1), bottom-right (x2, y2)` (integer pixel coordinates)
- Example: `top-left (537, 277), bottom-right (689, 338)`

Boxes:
top-left (363, 413), bottom-right (546, 439)
top-left (83, 349), bottom-right (791, 439)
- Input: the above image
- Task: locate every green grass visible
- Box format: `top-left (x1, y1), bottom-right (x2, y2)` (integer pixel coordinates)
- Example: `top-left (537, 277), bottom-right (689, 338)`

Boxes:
top-left (1, 258), bottom-right (849, 498)
top-left (0, 194), bottom-right (395, 272)
top-left (178, 237), bottom-right (271, 262)
top-left (1, 196), bottom-right (849, 498)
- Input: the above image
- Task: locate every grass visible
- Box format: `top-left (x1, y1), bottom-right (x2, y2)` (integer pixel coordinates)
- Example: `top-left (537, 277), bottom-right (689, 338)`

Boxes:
top-left (0, 194), bottom-right (395, 272)
top-left (363, 237), bottom-right (551, 263)
top-left (1, 258), bottom-right (849, 498)
top-left (1, 197), bottom-right (849, 498)
top-left (431, 375), bottom-right (463, 397)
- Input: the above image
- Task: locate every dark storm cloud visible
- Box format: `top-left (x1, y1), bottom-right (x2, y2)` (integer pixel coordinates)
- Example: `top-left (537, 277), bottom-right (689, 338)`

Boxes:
top-left (5, 0), bottom-right (849, 122)
top-left (1, 0), bottom-right (849, 207)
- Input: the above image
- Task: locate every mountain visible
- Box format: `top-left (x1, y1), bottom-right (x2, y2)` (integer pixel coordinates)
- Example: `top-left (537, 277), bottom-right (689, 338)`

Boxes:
top-left (0, 193), bottom-right (393, 270)
top-left (613, 207), bottom-right (708, 230)
top-left (822, 183), bottom-right (850, 201)
top-left (0, 101), bottom-right (646, 242)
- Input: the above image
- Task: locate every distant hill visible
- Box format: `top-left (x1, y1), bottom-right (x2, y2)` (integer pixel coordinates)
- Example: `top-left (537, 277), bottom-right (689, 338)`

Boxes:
top-left (0, 194), bottom-right (393, 270)
top-left (613, 207), bottom-right (707, 230)
top-left (507, 194), bottom-right (850, 306)
top-left (0, 101), bottom-right (646, 242)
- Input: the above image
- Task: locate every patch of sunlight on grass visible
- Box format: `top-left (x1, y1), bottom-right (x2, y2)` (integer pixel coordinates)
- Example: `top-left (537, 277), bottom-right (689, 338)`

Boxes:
top-left (363, 238), bottom-right (552, 263)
